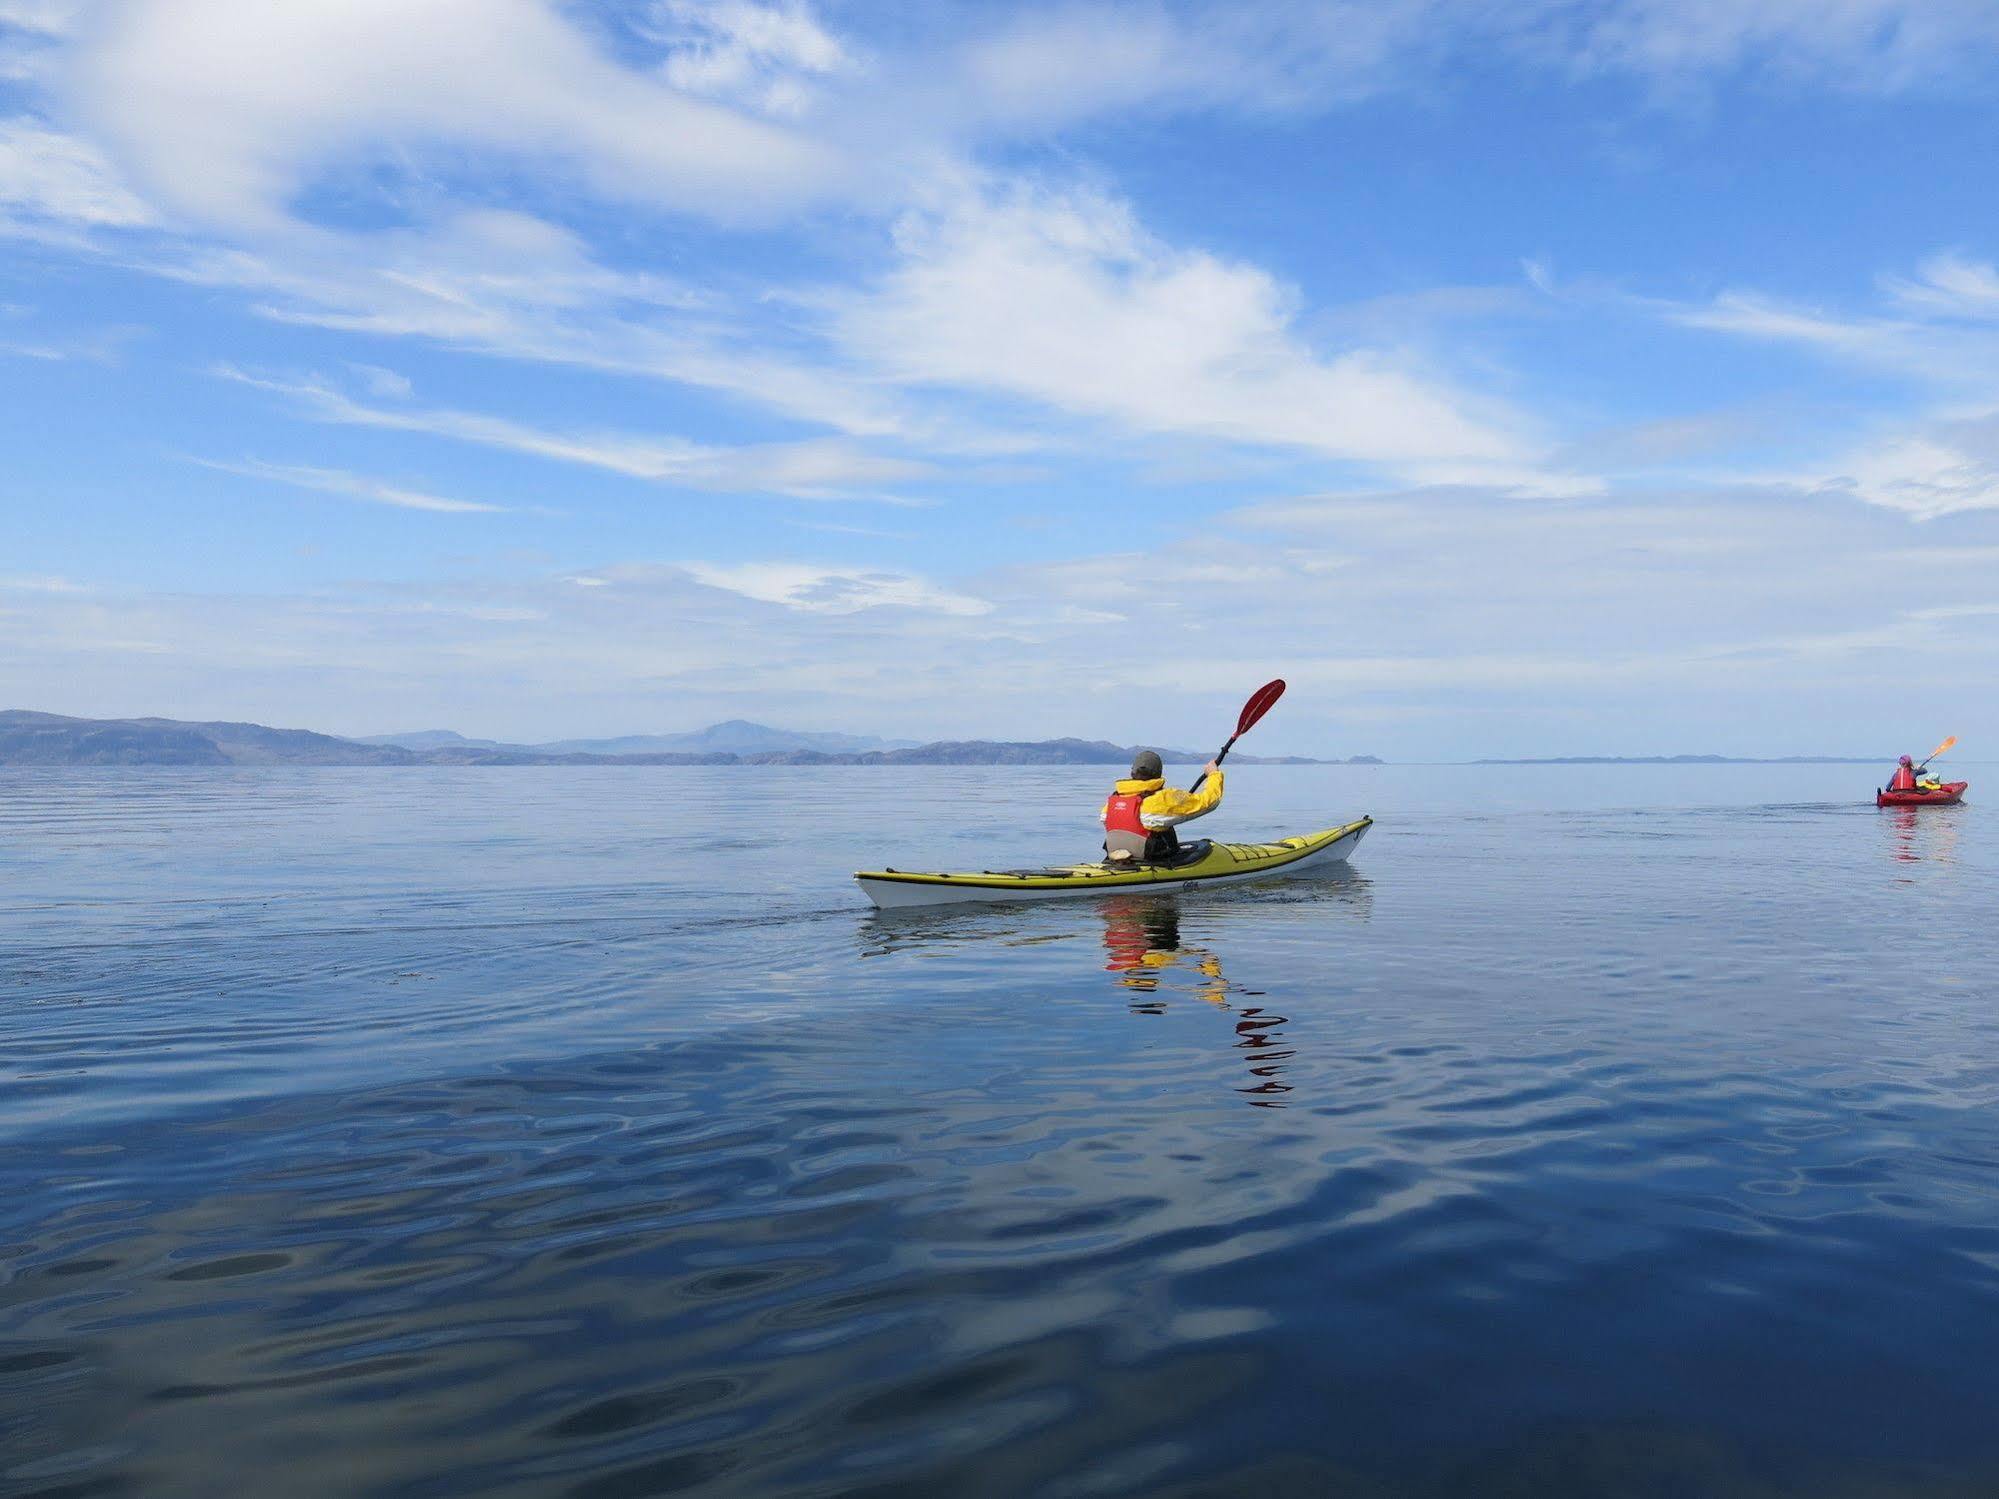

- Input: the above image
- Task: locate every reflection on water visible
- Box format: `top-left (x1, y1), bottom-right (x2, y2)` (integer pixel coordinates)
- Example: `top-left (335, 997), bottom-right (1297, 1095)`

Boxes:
top-left (1882, 802), bottom-right (1963, 871)
top-left (1101, 896), bottom-right (1230, 1001)
top-left (1100, 896), bottom-right (1299, 1107)
top-left (864, 869), bottom-right (1374, 1110)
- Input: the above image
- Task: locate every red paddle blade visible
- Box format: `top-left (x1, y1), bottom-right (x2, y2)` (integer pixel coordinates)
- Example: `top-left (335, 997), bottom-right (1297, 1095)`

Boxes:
top-left (1237, 679), bottom-right (1286, 736)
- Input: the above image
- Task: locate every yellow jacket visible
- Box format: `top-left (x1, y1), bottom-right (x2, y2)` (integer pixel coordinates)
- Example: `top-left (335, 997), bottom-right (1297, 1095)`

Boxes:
top-left (1099, 771), bottom-right (1223, 832)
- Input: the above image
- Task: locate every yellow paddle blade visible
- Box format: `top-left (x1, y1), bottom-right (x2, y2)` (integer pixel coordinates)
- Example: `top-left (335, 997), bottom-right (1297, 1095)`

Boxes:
top-left (1927, 735), bottom-right (1957, 763)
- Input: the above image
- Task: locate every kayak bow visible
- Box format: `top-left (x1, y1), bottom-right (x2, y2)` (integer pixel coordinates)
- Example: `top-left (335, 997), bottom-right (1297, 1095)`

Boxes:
top-left (857, 817), bottom-right (1371, 909)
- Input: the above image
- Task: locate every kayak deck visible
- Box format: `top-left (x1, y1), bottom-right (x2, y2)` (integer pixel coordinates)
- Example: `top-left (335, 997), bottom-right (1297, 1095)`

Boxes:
top-left (857, 818), bottom-right (1371, 908)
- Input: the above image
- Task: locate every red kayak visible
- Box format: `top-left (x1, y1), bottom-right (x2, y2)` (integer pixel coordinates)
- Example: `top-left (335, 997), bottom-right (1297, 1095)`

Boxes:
top-left (1877, 781), bottom-right (1968, 807)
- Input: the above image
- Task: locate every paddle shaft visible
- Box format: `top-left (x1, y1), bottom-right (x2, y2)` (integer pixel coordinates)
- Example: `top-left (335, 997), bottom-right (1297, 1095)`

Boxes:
top-left (1188, 737), bottom-right (1237, 794)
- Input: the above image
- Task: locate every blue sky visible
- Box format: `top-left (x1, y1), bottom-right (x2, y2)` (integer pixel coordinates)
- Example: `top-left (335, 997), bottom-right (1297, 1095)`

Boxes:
top-left (5, 0), bottom-right (1999, 758)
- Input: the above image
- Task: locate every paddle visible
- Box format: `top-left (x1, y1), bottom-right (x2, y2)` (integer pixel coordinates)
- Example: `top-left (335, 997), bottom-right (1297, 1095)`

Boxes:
top-left (1917, 735), bottom-right (1956, 771)
top-left (1189, 679), bottom-right (1286, 793)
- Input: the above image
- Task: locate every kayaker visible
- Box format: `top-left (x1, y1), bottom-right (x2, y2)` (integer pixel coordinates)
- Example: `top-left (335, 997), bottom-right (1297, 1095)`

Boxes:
top-left (1101, 750), bottom-right (1223, 864)
top-left (1887, 755), bottom-right (1918, 794)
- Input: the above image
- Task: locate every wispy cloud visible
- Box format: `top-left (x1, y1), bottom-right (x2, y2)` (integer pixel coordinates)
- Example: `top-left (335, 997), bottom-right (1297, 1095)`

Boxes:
top-left (0, 117), bottom-right (154, 227)
top-left (0, 317), bottom-right (144, 364)
top-left (216, 367), bottom-right (933, 502)
top-left (653, 0), bottom-right (854, 118)
top-left (1782, 413), bottom-right (1999, 519)
top-left (1884, 252), bottom-right (1999, 319)
top-left (193, 458), bottom-right (510, 515)
top-left (0, 1), bottom-right (81, 38)
top-left (160, 212), bottom-right (913, 440)
top-left (1548, 0), bottom-right (1999, 94)
top-left (1666, 257), bottom-right (1999, 388)
top-left (346, 363), bottom-right (414, 400)
top-left (639, 560), bottom-right (989, 616)
top-left (784, 518), bottom-right (918, 541)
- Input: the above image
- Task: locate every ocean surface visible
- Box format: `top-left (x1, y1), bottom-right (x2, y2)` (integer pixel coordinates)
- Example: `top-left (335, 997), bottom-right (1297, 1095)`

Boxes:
top-left (3, 764), bottom-right (1996, 1498)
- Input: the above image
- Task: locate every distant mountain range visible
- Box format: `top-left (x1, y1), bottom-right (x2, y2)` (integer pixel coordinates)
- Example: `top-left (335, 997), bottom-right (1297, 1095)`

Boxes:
top-left (0, 711), bottom-right (1371, 768)
top-left (356, 719), bottom-right (921, 757)
top-left (1476, 755), bottom-right (1886, 765)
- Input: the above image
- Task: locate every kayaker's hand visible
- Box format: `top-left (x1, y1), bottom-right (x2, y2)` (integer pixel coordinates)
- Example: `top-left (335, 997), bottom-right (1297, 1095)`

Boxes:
top-left (1203, 760), bottom-right (1220, 777)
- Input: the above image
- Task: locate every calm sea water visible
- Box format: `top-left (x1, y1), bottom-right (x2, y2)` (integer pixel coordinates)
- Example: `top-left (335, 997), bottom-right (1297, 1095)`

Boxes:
top-left (4, 764), bottom-right (1997, 1497)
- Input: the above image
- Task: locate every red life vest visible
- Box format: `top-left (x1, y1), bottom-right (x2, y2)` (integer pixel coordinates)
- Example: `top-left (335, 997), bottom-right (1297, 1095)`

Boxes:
top-left (1103, 785), bottom-right (1154, 840)
top-left (1889, 764), bottom-right (1917, 791)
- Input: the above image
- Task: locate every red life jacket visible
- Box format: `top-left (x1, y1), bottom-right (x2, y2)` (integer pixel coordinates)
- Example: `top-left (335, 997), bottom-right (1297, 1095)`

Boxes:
top-left (1889, 764), bottom-right (1917, 791)
top-left (1103, 785), bottom-right (1154, 840)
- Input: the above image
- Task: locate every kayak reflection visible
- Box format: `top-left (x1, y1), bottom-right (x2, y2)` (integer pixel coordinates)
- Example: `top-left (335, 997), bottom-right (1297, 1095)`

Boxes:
top-left (1101, 896), bottom-right (1226, 1002)
top-left (1883, 802), bottom-right (1961, 872)
top-left (860, 868), bottom-right (1371, 1110)
top-left (1100, 894), bottom-right (1296, 1107)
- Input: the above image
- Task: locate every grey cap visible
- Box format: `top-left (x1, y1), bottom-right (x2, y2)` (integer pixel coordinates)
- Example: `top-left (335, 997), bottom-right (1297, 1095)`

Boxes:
top-left (1130, 749), bottom-right (1162, 779)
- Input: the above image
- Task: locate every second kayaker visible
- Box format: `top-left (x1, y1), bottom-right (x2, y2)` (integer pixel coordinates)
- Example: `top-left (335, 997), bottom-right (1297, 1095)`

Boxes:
top-left (1888, 755), bottom-right (1919, 793)
top-left (1101, 750), bottom-right (1223, 864)
top-left (1889, 755), bottom-right (1945, 793)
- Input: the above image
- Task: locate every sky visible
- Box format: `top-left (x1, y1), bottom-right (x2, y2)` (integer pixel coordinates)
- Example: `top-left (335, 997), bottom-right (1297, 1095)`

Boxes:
top-left (4, 0), bottom-right (1999, 758)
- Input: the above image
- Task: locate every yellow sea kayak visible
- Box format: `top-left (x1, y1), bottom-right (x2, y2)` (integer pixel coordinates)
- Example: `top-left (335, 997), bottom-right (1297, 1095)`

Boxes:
top-left (856, 818), bottom-right (1371, 909)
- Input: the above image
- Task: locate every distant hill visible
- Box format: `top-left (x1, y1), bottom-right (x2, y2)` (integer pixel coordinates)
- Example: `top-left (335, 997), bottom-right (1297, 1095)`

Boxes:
top-left (359, 719), bottom-right (918, 756)
top-left (850, 739), bottom-right (1347, 767)
top-left (0, 710), bottom-right (414, 767)
top-left (1, 711), bottom-right (1362, 768)
top-left (356, 729), bottom-right (516, 751)
top-left (0, 711), bottom-right (232, 766)
top-left (539, 720), bottom-right (920, 756)
top-left (1477, 755), bottom-right (1883, 765)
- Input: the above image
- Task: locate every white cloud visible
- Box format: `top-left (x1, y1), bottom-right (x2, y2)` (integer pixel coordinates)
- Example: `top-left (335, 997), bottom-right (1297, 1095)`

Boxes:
top-left (0, 1), bottom-right (80, 37)
top-left (194, 458), bottom-right (509, 515)
top-left (1884, 253), bottom-right (1999, 319)
top-left (63, 0), bottom-right (843, 231)
top-left (655, 0), bottom-right (851, 118)
top-left (1666, 279), bottom-right (1999, 389)
top-left (677, 560), bottom-right (992, 615)
top-left (936, 1), bottom-right (1461, 136)
top-left (922, 0), bottom-right (1999, 143)
top-left (0, 322), bottom-right (136, 361)
top-left (1552, 0), bottom-right (1999, 92)
top-left (217, 367), bottom-right (930, 501)
top-left (1673, 291), bottom-right (1913, 357)
top-left (347, 363), bottom-right (414, 400)
top-left (1788, 414), bottom-right (1999, 519)
top-left (1909, 601), bottom-right (1999, 621)
top-left (0, 116), bottom-right (151, 225)
top-left (835, 180), bottom-right (1533, 476)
